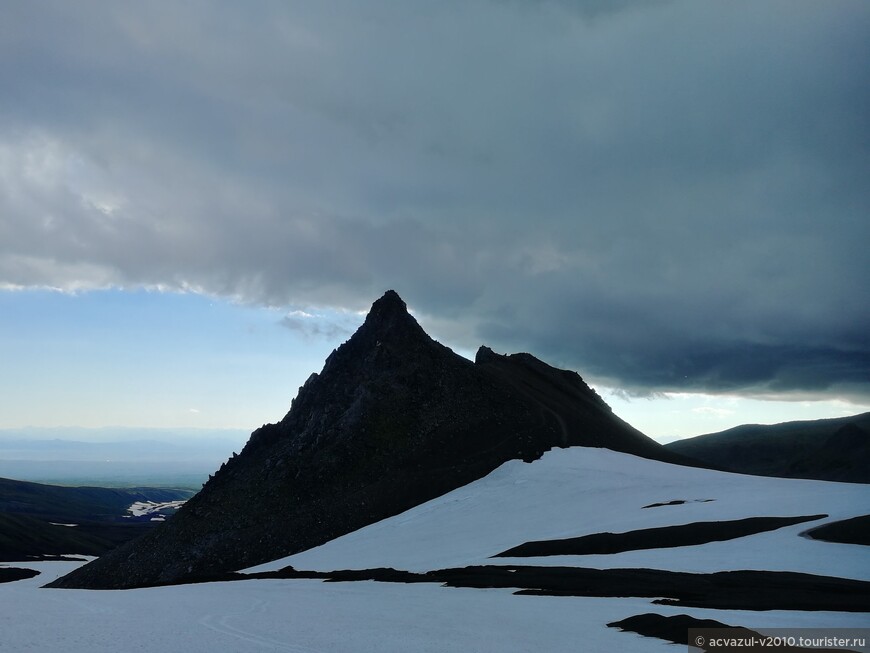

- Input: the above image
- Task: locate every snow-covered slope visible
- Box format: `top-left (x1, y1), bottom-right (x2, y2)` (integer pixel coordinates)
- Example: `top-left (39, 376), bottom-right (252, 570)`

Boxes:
top-left (246, 446), bottom-right (870, 580)
top-left (17, 560), bottom-right (866, 653)
top-left (3, 447), bottom-right (868, 652)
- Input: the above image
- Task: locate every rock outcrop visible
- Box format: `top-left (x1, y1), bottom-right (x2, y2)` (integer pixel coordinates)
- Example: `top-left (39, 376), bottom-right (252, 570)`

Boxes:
top-left (49, 290), bottom-right (695, 589)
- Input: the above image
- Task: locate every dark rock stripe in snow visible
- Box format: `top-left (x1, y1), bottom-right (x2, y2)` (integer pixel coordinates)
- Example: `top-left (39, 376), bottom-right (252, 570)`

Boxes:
top-left (85, 561), bottom-right (870, 612)
top-left (608, 613), bottom-right (735, 647)
top-left (641, 498), bottom-right (715, 509)
top-left (607, 613), bottom-right (859, 652)
top-left (256, 564), bottom-right (870, 612)
top-left (642, 499), bottom-right (688, 508)
top-left (802, 515), bottom-right (870, 546)
top-left (493, 515), bottom-right (826, 557)
top-left (0, 567), bottom-right (40, 583)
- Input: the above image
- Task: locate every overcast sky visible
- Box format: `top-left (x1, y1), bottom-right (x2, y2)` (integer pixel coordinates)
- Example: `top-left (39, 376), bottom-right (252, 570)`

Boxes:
top-left (1, 1), bottom-right (868, 438)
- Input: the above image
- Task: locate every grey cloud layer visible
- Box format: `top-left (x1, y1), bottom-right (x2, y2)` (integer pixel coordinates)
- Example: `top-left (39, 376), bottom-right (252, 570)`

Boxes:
top-left (1, 1), bottom-right (868, 398)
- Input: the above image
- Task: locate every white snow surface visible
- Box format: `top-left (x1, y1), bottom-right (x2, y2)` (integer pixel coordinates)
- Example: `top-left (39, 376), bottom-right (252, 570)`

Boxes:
top-left (246, 447), bottom-right (870, 580)
top-left (125, 499), bottom-right (187, 517)
top-left (3, 561), bottom-right (866, 653)
top-left (3, 446), bottom-right (868, 652)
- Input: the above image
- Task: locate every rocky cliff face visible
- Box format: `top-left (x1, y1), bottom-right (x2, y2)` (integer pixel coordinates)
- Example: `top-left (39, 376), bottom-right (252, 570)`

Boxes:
top-left (50, 290), bottom-right (692, 589)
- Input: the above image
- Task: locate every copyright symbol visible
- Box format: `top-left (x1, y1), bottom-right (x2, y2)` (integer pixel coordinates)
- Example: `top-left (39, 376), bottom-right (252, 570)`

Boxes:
top-left (695, 635), bottom-right (706, 647)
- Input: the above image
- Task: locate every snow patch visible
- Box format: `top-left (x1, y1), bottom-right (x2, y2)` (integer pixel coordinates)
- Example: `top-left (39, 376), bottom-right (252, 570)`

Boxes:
top-left (124, 500), bottom-right (186, 518)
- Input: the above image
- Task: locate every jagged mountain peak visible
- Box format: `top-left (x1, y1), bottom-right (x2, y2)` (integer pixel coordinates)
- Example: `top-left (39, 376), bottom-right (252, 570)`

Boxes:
top-left (334, 290), bottom-right (438, 362)
top-left (369, 288), bottom-right (407, 316)
top-left (49, 290), bottom-right (696, 590)
top-left (361, 290), bottom-right (418, 335)
top-left (474, 345), bottom-right (498, 363)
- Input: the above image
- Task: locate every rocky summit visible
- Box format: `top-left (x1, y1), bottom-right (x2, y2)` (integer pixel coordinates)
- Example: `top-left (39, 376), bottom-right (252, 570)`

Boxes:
top-left (49, 290), bottom-right (695, 590)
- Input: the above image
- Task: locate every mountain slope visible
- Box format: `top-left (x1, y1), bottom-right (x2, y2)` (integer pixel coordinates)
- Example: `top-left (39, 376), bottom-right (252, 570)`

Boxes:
top-left (5, 446), bottom-right (865, 652)
top-left (0, 477), bottom-right (193, 561)
top-left (246, 446), bottom-right (869, 581)
top-left (0, 477), bottom-right (192, 523)
top-left (665, 413), bottom-right (870, 483)
top-left (0, 513), bottom-right (132, 561)
top-left (51, 290), bottom-right (693, 589)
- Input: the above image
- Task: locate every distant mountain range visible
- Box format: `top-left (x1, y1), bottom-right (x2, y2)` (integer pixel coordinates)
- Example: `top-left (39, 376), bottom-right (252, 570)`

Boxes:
top-left (665, 413), bottom-right (870, 483)
top-left (0, 429), bottom-right (247, 487)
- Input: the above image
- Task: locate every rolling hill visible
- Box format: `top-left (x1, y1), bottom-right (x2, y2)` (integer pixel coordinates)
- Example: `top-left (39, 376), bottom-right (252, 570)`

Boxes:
top-left (665, 413), bottom-right (870, 483)
top-left (0, 477), bottom-right (193, 561)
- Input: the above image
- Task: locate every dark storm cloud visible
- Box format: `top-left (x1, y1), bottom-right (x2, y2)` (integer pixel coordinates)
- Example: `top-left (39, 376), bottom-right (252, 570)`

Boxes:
top-left (1, 1), bottom-right (868, 399)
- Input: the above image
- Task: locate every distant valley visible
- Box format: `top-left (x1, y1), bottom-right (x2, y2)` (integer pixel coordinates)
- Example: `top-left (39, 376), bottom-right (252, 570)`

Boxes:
top-left (0, 476), bottom-right (193, 561)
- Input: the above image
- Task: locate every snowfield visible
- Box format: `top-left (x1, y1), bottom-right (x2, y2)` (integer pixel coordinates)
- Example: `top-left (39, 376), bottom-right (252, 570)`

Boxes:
top-left (3, 561), bottom-right (866, 653)
top-left (248, 447), bottom-right (870, 580)
top-left (2, 447), bottom-right (868, 652)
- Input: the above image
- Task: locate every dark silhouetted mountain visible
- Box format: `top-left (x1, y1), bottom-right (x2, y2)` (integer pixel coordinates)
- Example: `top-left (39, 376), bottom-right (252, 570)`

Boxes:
top-left (665, 413), bottom-right (870, 483)
top-left (50, 290), bottom-right (699, 589)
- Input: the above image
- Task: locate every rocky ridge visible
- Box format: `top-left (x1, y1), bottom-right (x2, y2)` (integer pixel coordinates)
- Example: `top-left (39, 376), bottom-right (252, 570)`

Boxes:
top-left (49, 290), bottom-right (697, 589)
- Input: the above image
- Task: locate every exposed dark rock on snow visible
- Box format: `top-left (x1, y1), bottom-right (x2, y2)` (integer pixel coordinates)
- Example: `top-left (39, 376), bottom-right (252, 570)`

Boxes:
top-left (641, 498), bottom-right (715, 509)
top-left (642, 499), bottom-right (688, 508)
top-left (492, 515), bottom-right (826, 557)
top-left (0, 567), bottom-right (39, 583)
top-left (49, 290), bottom-right (697, 590)
top-left (251, 564), bottom-right (870, 612)
top-left (136, 562), bottom-right (870, 613)
top-left (607, 613), bottom-right (742, 647)
top-left (803, 515), bottom-right (870, 546)
top-left (607, 613), bottom-right (859, 651)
